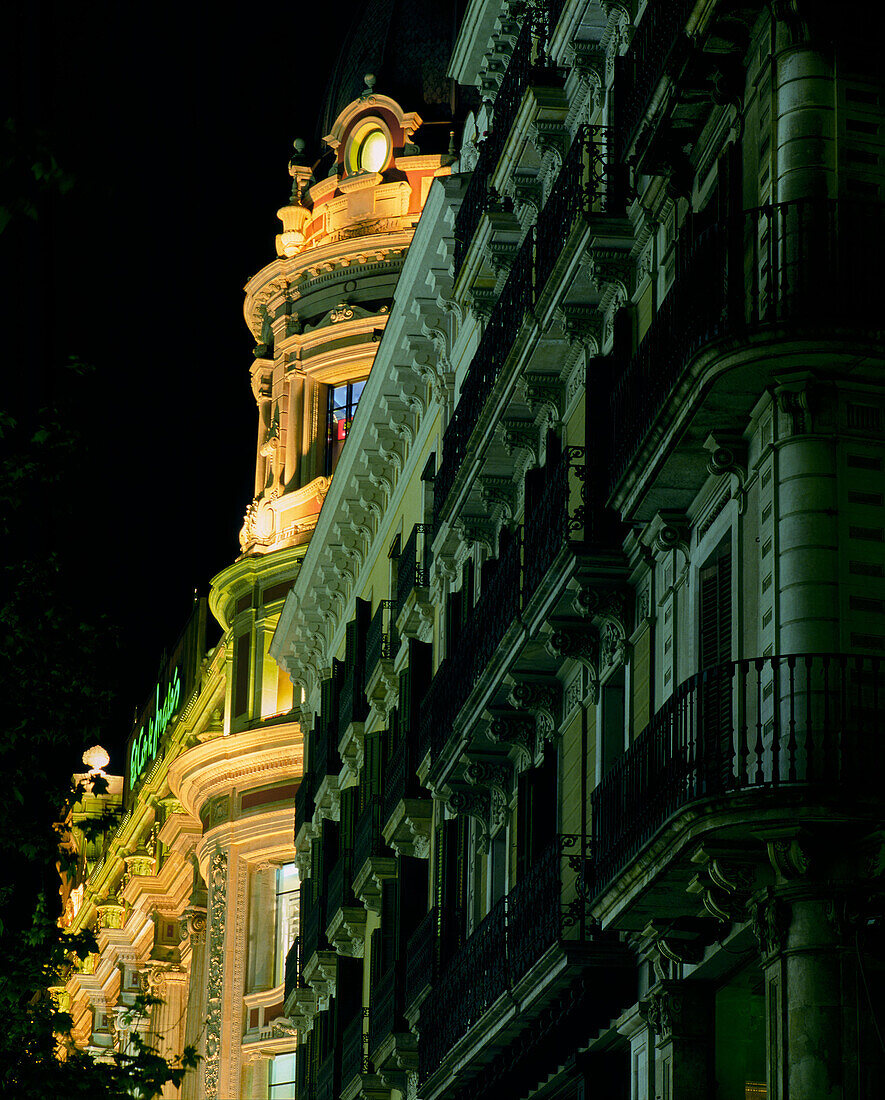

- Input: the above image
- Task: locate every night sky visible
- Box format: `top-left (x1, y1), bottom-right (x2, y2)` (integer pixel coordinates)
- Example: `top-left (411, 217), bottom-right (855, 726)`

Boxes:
top-left (4, 0), bottom-right (365, 762)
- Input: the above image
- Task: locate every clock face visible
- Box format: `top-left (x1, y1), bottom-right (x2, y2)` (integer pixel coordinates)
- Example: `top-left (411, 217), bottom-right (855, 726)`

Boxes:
top-left (346, 118), bottom-right (392, 176)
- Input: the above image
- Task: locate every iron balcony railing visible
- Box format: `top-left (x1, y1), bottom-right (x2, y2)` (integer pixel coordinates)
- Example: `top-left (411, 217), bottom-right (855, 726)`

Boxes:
top-left (341, 1008), bottom-right (371, 1090)
top-left (368, 963), bottom-right (402, 1058)
top-left (284, 936), bottom-right (302, 1003)
top-left (405, 907), bottom-right (438, 1010)
top-left (418, 836), bottom-right (592, 1079)
top-left (523, 445), bottom-right (588, 600)
top-left (536, 125), bottom-right (624, 291)
top-left (366, 600), bottom-right (397, 676)
top-left (381, 736), bottom-right (416, 830)
top-left (453, 17), bottom-right (533, 273)
top-left (353, 798), bottom-right (385, 873)
top-left (424, 451), bottom-right (590, 764)
top-left (608, 197), bottom-right (885, 491)
top-left (295, 771), bottom-right (316, 834)
top-left (326, 849), bottom-right (355, 917)
top-left (313, 718), bottom-right (341, 781)
top-left (592, 653), bottom-right (884, 895)
top-left (316, 1049), bottom-right (338, 1100)
top-left (616, 0), bottom-right (695, 157)
top-left (394, 524), bottom-right (433, 625)
top-left (301, 890), bottom-right (326, 963)
top-left (434, 229), bottom-right (535, 527)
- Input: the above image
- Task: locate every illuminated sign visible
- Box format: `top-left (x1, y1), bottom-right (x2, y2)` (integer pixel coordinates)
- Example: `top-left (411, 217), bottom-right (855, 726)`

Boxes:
top-left (124, 599), bottom-right (209, 801)
top-left (128, 669), bottom-right (182, 785)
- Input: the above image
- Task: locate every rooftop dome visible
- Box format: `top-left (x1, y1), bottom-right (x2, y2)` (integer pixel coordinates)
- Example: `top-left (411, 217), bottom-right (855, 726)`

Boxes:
top-left (320, 0), bottom-right (464, 139)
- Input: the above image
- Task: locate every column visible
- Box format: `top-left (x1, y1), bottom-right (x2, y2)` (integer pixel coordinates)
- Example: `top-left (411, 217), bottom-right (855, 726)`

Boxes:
top-left (643, 980), bottom-right (713, 1100)
top-left (754, 885), bottom-right (885, 1100)
top-left (617, 1003), bottom-right (654, 1100)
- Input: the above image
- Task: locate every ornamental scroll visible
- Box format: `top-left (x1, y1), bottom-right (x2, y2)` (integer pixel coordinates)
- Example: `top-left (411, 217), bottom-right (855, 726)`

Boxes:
top-left (203, 850), bottom-right (227, 1099)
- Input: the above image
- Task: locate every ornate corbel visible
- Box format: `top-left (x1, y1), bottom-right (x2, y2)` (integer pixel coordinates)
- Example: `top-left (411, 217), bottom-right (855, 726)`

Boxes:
top-left (585, 245), bottom-right (633, 311)
top-left (485, 710), bottom-right (536, 769)
top-left (445, 787), bottom-right (491, 853)
top-left (467, 286), bottom-right (497, 322)
top-left (454, 515), bottom-right (496, 556)
top-left (529, 119), bottom-right (568, 172)
top-left (462, 758), bottom-right (513, 833)
top-left (507, 678), bottom-right (561, 741)
top-left (642, 510), bottom-right (691, 569)
top-left (554, 303), bottom-right (603, 354)
top-left (479, 475), bottom-right (519, 524)
top-left (499, 417), bottom-right (541, 465)
top-left (545, 620), bottom-right (599, 674)
top-left (703, 432), bottom-right (747, 514)
top-left (751, 891), bottom-right (790, 960)
top-left (568, 39), bottom-right (606, 109)
top-left (521, 371), bottom-right (563, 425)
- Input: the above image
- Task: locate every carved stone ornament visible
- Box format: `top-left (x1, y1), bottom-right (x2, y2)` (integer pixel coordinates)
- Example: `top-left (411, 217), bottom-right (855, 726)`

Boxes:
top-left (446, 788), bottom-right (491, 853)
top-left (507, 678), bottom-right (561, 741)
top-left (640, 981), bottom-right (704, 1043)
top-left (600, 621), bottom-right (626, 669)
top-left (204, 849), bottom-right (228, 1100)
top-left (486, 711), bottom-right (536, 768)
top-left (545, 621), bottom-right (599, 671)
top-left (463, 759), bottom-right (513, 832)
top-left (521, 371), bottom-right (563, 424)
top-left (751, 892), bottom-right (790, 960)
top-left (554, 303), bottom-right (603, 354)
top-left (479, 476), bottom-right (518, 523)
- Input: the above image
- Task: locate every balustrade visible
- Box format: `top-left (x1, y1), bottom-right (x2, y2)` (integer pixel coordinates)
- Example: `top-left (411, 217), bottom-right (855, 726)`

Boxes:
top-left (341, 1008), bottom-right (371, 1088)
top-left (284, 936), bottom-right (302, 1002)
top-left (536, 125), bottom-right (623, 291)
top-left (395, 525), bottom-right (432, 625)
top-left (617, 0), bottom-right (695, 156)
top-left (366, 600), bottom-right (397, 675)
top-left (609, 198), bottom-right (885, 491)
top-left (368, 964), bottom-right (401, 1056)
top-left (326, 850), bottom-right (354, 917)
top-left (592, 653), bottom-right (884, 894)
top-left (419, 835), bottom-right (593, 1077)
top-left (434, 230), bottom-right (535, 528)
top-left (523, 446), bottom-right (587, 600)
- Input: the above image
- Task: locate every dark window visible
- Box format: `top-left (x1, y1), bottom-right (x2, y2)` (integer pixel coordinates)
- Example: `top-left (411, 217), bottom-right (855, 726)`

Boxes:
top-left (233, 633), bottom-right (251, 717)
top-left (326, 379), bottom-right (366, 474)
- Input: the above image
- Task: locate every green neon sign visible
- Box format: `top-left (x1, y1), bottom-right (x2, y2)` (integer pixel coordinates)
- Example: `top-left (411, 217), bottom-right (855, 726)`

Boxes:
top-left (129, 668), bottom-right (182, 785)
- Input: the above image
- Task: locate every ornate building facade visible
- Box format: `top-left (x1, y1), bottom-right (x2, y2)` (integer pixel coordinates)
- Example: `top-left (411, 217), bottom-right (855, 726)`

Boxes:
top-left (59, 9), bottom-right (457, 1093)
top-left (62, 1), bottom-right (884, 1098)
top-left (269, 2), bottom-right (885, 1100)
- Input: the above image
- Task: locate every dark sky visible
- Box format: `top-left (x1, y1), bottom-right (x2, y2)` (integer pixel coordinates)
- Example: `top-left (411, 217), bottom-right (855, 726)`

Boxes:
top-left (4, 0), bottom-right (364, 760)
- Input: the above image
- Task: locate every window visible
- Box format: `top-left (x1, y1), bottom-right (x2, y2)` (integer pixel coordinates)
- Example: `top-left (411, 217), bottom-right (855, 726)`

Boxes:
top-left (344, 118), bottom-right (392, 175)
top-left (325, 380), bottom-right (365, 474)
top-left (269, 1051), bottom-right (296, 1100)
top-left (273, 863), bottom-right (299, 987)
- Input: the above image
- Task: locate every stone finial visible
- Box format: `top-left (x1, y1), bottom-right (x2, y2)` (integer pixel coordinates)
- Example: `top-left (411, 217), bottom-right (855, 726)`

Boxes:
top-left (82, 745), bottom-right (110, 773)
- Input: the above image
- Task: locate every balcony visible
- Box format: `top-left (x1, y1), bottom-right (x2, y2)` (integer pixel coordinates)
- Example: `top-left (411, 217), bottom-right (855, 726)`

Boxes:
top-left (523, 445), bottom-right (589, 601)
top-left (617, 0), bottom-right (696, 156)
top-left (295, 770), bottom-right (316, 834)
top-left (316, 1048), bottom-right (339, 1100)
top-left (353, 798), bottom-right (397, 914)
top-left (608, 198), bottom-right (885, 494)
top-left (591, 653), bottom-right (885, 897)
top-left (381, 736), bottom-right (431, 859)
top-left (535, 125), bottom-right (625, 294)
top-left (341, 1008), bottom-right (372, 1094)
top-left (404, 907), bottom-right (453, 1015)
top-left (369, 963), bottom-right (416, 1085)
top-left (434, 229), bottom-right (535, 527)
top-left (326, 850), bottom-right (367, 957)
top-left (394, 524), bottom-right (433, 634)
top-left (419, 835), bottom-right (596, 1081)
top-left (366, 600), bottom-right (397, 676)
top-left (453, 17), bottom-right (533, 275)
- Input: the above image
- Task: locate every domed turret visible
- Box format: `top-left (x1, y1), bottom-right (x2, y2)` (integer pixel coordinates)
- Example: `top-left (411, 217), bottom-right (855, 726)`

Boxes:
top-left (320, 0), bottom-right (464, 143)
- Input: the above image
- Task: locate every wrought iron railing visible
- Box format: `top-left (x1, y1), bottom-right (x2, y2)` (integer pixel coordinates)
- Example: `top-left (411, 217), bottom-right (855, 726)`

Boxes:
top-left (368, 963), bottom-right (401, 1056)
top-left (434, 229), bottom-right (535, 528)
top-left (316, 1049), bottom-right (338, 1100)
top-left (617, 0), bottom-right (695, 156)
top-left (395, 524), bottom-right (433, 625)
top-left (592, 653), bottom-right (884, 895)
top-left (353, 799), bottom-right (384, 872)
top-left (405, 907), bottom-right (439, 1010)
top-left (326, 849), bottom-right (354, 916)
top-left (284, 936), bottom-right (302, 1002)
top-left (341, 1008), bottom-right (371, 1089)
top-left (366, 600), bottom-right (397, 675)
top-left (460, 529), bottom-right (523, 686)
top-left (313, 720), bottom-right (341, 781)
top-left (608, 198), bottom-right (885, 491)
top-left (419, 836), bottom-right (593, 1078)
top-left (301, 892), bottom-right (325, 962)
top-left (536, 125), bottom-right (624, 291)
top-left (453, 16), bottom-right (533, 274)
top-left (381, 737), bottom-right (411, 829)
top-left (295, 771), bottom-right (315, 833)
top-left (523, 446), bottom-right (587, 600)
